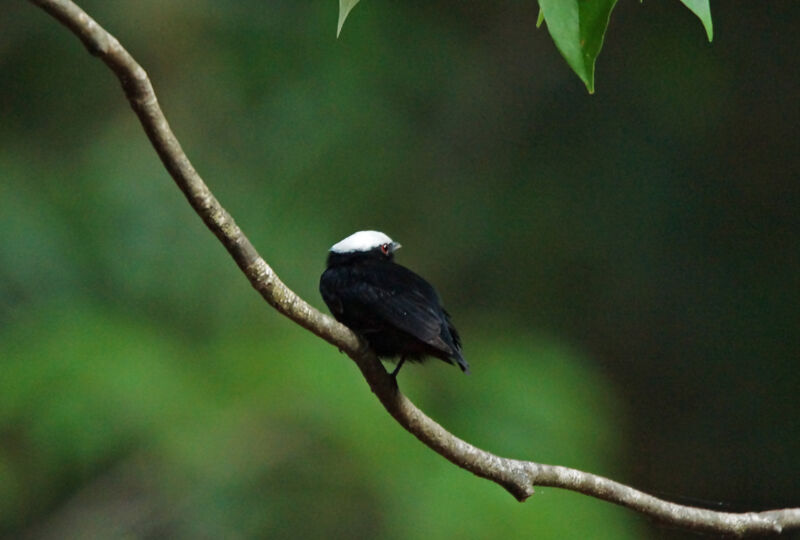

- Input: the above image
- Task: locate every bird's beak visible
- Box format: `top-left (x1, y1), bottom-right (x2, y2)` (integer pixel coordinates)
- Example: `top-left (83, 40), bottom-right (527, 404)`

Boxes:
top-left (391, 242), bottom-right (402, 253)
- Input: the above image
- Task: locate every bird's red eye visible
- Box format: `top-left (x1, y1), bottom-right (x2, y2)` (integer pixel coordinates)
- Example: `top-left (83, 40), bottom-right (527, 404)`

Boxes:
top-left (380, 243), bottom-right (390, 255)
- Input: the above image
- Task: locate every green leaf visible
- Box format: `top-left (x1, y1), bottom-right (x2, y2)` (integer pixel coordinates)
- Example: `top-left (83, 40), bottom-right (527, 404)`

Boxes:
top-left (337, 0), bottom-right (361, 38)
top-left (536, 8), bottom-right (544, 29)
top-left (538, 0), bottom-right (618, 93)
top-left (679, 0), bottom-right (714, 41)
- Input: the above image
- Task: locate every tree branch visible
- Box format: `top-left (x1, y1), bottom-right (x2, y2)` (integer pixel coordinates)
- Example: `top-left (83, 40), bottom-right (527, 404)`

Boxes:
top-left (28, 0), bottom-right (800, 536)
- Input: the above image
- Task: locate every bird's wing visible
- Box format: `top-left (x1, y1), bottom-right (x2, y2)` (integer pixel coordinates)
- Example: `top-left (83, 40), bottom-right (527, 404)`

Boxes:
top-left (346, 267), bottom-right (455, 354)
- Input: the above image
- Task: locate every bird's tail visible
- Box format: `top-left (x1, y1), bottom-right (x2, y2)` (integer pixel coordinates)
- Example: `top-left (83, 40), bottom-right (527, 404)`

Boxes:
top-left (454, 352), bottom-right (470, 374)
top-left (446, 319), bottom-right (469, 374)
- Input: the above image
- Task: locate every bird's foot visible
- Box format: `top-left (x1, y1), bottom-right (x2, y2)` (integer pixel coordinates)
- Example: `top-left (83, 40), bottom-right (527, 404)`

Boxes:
top-left (390, 357), bottom-right (407, 379)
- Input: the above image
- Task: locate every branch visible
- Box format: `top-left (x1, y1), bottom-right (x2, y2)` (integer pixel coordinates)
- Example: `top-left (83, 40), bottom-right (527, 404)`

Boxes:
top-left (28, 0), bottom-right (800, 536)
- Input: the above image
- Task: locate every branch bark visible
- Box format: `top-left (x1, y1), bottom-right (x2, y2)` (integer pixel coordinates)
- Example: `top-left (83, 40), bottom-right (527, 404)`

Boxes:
top-left (28, 0), bottom-right (800, 536)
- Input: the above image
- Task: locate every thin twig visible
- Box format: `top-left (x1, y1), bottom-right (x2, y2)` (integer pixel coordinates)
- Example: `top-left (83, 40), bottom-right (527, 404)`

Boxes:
top-left (28, 0), bottom-right (800, 536)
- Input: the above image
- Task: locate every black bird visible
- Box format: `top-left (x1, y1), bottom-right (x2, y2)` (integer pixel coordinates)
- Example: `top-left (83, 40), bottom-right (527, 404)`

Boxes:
top-left (319, 230), bottom-right (469, 377)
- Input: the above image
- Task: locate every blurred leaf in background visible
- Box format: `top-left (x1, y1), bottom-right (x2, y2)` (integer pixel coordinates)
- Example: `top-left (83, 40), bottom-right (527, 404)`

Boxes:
top-left (0, 304), bottom-right (638, 537)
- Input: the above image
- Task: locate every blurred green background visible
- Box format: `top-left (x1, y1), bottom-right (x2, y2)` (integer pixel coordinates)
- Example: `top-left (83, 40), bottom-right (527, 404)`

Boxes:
top-left (1, 1), bottom-right (798, 538)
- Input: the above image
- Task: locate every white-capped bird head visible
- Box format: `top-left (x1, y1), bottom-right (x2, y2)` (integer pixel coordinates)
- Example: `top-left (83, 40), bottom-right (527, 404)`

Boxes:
top-left (329, 230), bottom-right (402, 256)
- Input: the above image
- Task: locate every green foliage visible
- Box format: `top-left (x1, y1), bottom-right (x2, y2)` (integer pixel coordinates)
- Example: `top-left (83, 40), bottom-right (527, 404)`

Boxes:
top-left (537, 0), bottom-right (618, 93)
top-left (679, 0), bottom-right (714, 41)
top-left (0, 304), bottom-right (640, 537)
top-left (337, 0), bottom-right (715, 92)
top-left (337, 0), bottom-right (360, 37)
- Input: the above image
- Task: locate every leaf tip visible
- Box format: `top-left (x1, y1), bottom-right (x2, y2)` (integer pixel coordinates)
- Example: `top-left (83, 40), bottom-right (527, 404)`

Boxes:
top-left (337, 0), bottom-right (361, 38)
top-left (679, 0), bottom-right (713, 43)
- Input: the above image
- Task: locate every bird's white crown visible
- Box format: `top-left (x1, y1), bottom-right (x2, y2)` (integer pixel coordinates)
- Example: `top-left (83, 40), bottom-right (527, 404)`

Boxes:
top-left (330, 230), bottom-right (394, 253)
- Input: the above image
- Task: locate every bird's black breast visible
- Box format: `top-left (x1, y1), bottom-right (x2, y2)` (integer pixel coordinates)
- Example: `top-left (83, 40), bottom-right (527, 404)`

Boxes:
top-left (319, 259), bottom-right (466, 371)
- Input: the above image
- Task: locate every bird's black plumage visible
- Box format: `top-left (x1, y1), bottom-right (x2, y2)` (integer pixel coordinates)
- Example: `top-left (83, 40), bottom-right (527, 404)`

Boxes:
top-left (320, 231), bottom-right (469, 376)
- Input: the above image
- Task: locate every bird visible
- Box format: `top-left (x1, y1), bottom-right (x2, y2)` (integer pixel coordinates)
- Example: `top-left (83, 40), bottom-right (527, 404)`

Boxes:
top-left (319, 230), bottom-right (469, 377)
